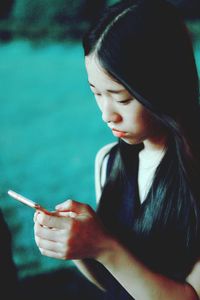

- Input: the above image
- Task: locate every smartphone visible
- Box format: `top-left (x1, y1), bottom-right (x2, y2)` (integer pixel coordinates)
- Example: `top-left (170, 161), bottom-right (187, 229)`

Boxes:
top-left (7, 190), bottom-right (56, 215)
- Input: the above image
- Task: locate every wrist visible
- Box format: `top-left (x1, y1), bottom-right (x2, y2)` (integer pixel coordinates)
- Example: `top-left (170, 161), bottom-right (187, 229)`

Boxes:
top-left (96, 234), bottom-right (120, 266)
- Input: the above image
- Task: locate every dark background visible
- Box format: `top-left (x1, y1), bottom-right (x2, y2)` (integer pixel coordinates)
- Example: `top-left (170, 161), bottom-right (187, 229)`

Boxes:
top-left (0, 0), bottom-right (200, 43)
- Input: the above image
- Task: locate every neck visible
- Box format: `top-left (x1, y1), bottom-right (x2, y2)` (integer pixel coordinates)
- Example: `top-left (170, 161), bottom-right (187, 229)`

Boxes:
top-left (139, 134), bottom-right (168, 168)
top-left (142, 131), bottom-right (168, 152)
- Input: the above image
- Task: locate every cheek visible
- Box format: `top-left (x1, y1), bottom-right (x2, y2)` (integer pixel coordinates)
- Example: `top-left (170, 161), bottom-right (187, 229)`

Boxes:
top-left (127, 107), bottom-right (154, 130)
top-left (139, 109), bottom-right (157, 131)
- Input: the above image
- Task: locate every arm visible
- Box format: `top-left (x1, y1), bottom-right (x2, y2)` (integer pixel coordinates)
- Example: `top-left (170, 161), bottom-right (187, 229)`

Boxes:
top-left (95, 237), bottom-right (200, 300)
top-left (34, 199), bottom-right (200, 300)
top-left (72, 143), bottom-right (117, 291)
top-left (34, 140), bottom-right (199, 299)
top-left (34, 205), bottom-right (200, 300)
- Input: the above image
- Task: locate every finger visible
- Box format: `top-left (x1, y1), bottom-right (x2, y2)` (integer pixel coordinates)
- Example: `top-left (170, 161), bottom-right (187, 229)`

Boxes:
top-left (38, 248), bottom-right (66, 260)
top-left (36, 212), bottom-right (72, 229)
top-left (33, 211), bottom-right (39, 222)
top-left (33, 211), bottom-right (55, 223)
top-left (34, 222), bottom-right (67, 243)
top-left (55, 199), bottom-right (81, 211)
top-left (57, 211), bottom-right (77, 218)
top-left (55, 199), bottom-right (93, 215)
top-left (35, 235), bottom-right (66, 254)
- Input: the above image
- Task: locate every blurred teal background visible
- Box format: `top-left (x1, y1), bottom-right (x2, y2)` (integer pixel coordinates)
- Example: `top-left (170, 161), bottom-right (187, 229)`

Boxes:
top-left (0, 0), bottom-right (199, 295)
top-left (0, 40), bottom-right (116, 279)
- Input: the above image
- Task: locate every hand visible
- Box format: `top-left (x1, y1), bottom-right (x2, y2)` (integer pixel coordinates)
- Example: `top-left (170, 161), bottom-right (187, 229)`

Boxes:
top-left (34, 199), bottom-right (112, 261)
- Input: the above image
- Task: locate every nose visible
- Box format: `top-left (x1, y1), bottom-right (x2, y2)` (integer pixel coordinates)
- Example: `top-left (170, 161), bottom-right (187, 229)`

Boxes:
top-left (102, 111), bottom-right (122, 124)
top-left (101, 98), bottom-right (122, 124)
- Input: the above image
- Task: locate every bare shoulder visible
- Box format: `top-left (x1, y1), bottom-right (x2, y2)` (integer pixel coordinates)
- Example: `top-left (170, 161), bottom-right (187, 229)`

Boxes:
top-left (186, 258), bottom-right (200, 297)
top-left (95, 142), bottom-right (117, 204)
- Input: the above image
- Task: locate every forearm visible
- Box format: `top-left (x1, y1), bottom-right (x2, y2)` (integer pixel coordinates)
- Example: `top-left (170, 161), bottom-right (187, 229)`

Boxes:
top-left (72, 259), bottom-right (108, 292)
top-left (97, 239), bottom-right (199, 300)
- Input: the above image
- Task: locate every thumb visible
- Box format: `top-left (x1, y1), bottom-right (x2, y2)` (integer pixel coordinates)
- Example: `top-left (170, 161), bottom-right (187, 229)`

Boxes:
top-left (55, 199), bottom-right (76, 211)
top-left (55, 199), bottom-right (93, 216)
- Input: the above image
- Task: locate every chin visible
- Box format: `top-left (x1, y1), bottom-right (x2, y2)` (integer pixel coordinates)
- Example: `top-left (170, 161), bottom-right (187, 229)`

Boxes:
top-left (121, 137), bottom-right (143, 145)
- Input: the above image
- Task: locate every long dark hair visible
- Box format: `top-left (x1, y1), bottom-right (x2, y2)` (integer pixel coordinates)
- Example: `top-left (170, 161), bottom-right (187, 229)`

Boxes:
top-left (82, 0), bottom-right (200, 278)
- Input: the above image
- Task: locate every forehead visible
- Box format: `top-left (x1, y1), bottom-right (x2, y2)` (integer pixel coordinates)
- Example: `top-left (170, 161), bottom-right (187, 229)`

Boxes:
top-left (85, 55), bottom-right (124, 91)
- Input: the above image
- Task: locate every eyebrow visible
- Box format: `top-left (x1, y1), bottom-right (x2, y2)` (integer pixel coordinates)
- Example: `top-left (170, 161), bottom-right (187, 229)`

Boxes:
top-left (89, 82), bottom-right (125, 94)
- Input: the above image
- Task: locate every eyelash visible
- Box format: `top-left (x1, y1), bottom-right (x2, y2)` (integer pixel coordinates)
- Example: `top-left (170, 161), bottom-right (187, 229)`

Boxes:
top-left (117, 99), bottom-right (132, 105)
top-left (94, 93), bottom-right (132, 105)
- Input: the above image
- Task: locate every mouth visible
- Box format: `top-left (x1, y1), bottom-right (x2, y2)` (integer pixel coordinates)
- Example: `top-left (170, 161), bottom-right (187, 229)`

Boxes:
top-left (111, 128), bottom-right (127, 138)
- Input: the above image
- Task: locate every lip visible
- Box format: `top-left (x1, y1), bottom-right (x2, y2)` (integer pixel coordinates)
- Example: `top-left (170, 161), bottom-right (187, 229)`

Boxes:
top-left (112, 128), bottom-right (127, 138)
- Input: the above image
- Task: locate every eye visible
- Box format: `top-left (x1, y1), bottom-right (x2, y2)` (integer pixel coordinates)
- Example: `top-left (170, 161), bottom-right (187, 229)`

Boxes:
top-left (89, 87), bottom-right (101, 97)
top-left (117, 99), bottom-right (132, 105)
top-left (91, 90), bottom-right (101, 97)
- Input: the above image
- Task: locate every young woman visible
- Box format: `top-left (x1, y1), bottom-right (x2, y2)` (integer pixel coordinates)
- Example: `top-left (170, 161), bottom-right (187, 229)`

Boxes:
top-left (33, 0), bottom-right (200, 299)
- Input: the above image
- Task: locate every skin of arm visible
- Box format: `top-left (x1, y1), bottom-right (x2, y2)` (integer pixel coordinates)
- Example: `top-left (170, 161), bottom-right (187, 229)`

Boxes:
top-left (96, 237), bottom-right (200, 300)
top-left (72, 259), bottom-right (107, 292)
top-left (34, 200), bottom-right (200, 300)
